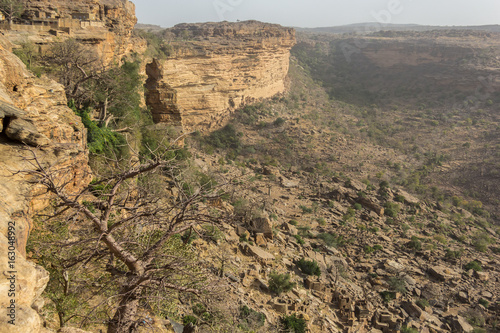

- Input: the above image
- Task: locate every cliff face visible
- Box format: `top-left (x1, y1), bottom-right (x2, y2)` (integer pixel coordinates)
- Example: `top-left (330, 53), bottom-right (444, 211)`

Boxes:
top-left (0, 36), bottom-right (90, 333)
top-left (145, 21), bottom-right (296, 131)
top-left (5, 0), bottom-right (142, 65)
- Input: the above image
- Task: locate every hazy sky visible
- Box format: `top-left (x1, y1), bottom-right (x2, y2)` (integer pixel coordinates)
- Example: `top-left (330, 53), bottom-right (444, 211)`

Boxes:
top-left (133, 0), bottom-right (500, 28)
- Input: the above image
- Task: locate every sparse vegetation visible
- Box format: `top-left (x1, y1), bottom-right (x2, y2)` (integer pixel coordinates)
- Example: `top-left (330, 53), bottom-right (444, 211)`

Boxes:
top-left (268, 272), bottom-right (296, 295)
top-left (296, 258), bottom-right (321, 276)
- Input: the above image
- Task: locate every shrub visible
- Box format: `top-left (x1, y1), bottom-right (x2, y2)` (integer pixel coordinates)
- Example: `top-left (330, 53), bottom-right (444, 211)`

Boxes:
top-left (206, 124), bottom-right (241, 150)
top-left (445, 249), bottom-right (462, 260)
top-left (183, 315), bottom-right (198, 326)
top-left (373, 244), bottom-right (383, 251)
top-left (268, 272), bottom-right (295, 295)
top-left (478, 299), bottom-right (489, 308)
top-left (395, 195), bottom-right (406, 203)
top-left (353, 203), bottom-right (363, 210)
top-left (416, 299), bottom-right (430, 310)
top-left (364, 246), bottom-right (374, 254)
top-left (464, 261), bottom-right (482, 272)
top-left (281, 314), bottom-right (306, 333)
top-left (401, 327), bottom-right (419, 333)
top-left (238, 305), bottom-right (265, 331)
top-left (289, 220), bottom-right (298, 226)
top-left (317, 233), bottom-right (344, 248)
top-left (273, 117), bottom-right (286, 127)
top-left (342, 207), bottom-right (356, 223)
top-left (296, 258), bottom-right (321, 276)
top-left (473, 232), bottom-right (491, 252)
top-left (384, 202), bottom-right (400, 218)
top-left (433, 234), bottom-right (447, 244)
top-left (388, 276), bottom-right (407, 294)
top-left (294, 235), bottom-right (305, 245)
top-left (407, 236), bottom-right (422, 251)
top-left (299, 205), bottom-right (313, 214)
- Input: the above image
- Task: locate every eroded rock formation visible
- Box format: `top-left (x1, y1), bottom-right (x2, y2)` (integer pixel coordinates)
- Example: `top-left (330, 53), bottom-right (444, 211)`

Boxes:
top-left (4, 0), bottom-right (142, 65)
top-left (145, 21), bottom-right (296, 131)
top-left (0, 35), bottom-right (90, 333)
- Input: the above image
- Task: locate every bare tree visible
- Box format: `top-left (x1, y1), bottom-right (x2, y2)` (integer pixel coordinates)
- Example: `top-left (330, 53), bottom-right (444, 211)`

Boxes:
top-left (43, 39), bottom-right (106, 106)
top-left (23, 141), bottom-right (227, 333)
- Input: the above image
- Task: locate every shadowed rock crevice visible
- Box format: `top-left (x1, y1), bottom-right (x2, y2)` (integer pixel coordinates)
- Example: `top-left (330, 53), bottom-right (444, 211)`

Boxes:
top-left (144, 59), bottom-right (183, 126)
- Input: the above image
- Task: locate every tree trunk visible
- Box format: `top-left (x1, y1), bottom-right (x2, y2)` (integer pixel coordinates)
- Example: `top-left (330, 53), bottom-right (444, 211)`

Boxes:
top-left (107, 292), bottom-right (140, 333)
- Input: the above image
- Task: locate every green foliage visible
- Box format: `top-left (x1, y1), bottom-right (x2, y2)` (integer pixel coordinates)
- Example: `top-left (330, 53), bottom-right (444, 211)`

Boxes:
top-left (268, 272), bottom-right (296, 295)
top-left (388, 276), bottom-right (407, 294)
top-left (473, 232), bottom-right (491, 252)
top-left (205, 124), bottom-right (241, 150)
top-left (201, 225), bottom-right (223, 243)
top-left (353, 203), bottom-right (363, 210)
top-left (380, 291), bottom-right (396, 303)
top-left (294, 234), bottom-right (305, 245)
top-left (384, 202), bottom-right (400, 218)
top-left (342, 207), bottom-right (356, 223)
top-left (72, 104), bottom-right (127, 157)
top-left (478, 298), bottom-right (489, 308)
top-left (289, 220), bottom-right (298, 226)
top-left (464, 260), bottom-right (482, 272)
top-left (364, 245), bottom-right (374, 254)
top-left (296, 258), bottom-right (321, 276)
top-left (416, 299), bottom-right (430, 310)
top-left (401, 327), bottom-right (419, 333)
top-left (183, 315), bottom-right (198, 326)
top-left (238, 305), bottom-right (266, 331)
top-left (407, 236), bottom-right (422, 251)
top-left (281, 314), bottom-right (307, 333)
top-left (317, 232), bottom-right (345, 248)
top-left (133, 30), bottom-right (173, 59)
top-left (445, 249), bottom-right (463, 260)
top-left (273, 117), bottom-right (286, 127)
top-left (299, 205), bottom-right (313, 214)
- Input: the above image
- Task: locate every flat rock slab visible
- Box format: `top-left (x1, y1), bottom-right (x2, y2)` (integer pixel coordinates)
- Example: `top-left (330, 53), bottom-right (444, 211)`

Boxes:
top-left (240, 243), bottom-right (275, 261)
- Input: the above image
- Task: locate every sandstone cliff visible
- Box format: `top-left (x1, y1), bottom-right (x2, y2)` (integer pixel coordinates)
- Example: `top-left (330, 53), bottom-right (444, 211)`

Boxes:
top-left (144, 21), bottom-right (296, 131)
top-left (4, 0), bottom-right (142, 65)
top-left (0, 35), bottom-right (90, 333)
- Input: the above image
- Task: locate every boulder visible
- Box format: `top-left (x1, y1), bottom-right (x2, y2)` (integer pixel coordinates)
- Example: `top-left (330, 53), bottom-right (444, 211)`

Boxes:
top-left (255, 233), bottom-right (267, 247)
top-left (249, 217), bottom-right (273, 239)
top-left (447, 315), bottom-right (474, 333)
top-left (5, 117), bottom-right (51, 147)
top-left (428, 266), bottom-right (460, 281)
top-left (239, 243), bottom-right (275, 262)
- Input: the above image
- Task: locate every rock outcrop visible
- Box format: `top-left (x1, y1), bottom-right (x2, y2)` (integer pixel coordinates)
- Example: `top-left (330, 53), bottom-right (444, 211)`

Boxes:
top-left (145, 21), bottom-right (296, 131)
top-left (4, 0), bottom-right (142, 65)
top-left (0, 35), bottom-right (90, 333)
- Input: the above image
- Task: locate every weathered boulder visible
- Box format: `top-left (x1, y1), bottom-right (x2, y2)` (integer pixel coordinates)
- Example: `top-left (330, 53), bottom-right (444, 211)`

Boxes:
top-left (428, 265), bottom-right (460, 281)
top-left (239, 243), bottom-right (275, 262)
top-left (249, 217), bottom-right (273, 239)
top-left (447, 315), bottom-right (474, 333)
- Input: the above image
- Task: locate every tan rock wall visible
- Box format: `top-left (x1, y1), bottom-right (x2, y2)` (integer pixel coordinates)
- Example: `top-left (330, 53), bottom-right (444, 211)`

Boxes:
top-left (0, 36), bottom-right (90, 333)
top-left (145, 21), bottom-right (296, 131)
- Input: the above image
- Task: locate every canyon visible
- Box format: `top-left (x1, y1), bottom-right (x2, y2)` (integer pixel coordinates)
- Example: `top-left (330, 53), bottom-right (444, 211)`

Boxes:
top-left (0, 1), bottom-right (499, 333)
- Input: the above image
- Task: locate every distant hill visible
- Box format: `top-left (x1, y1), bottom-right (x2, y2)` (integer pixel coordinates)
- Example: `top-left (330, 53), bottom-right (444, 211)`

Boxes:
top-left (134, 23), bottom-right (166, 32)
top-left (297, 23), bottom-right (500, 34)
